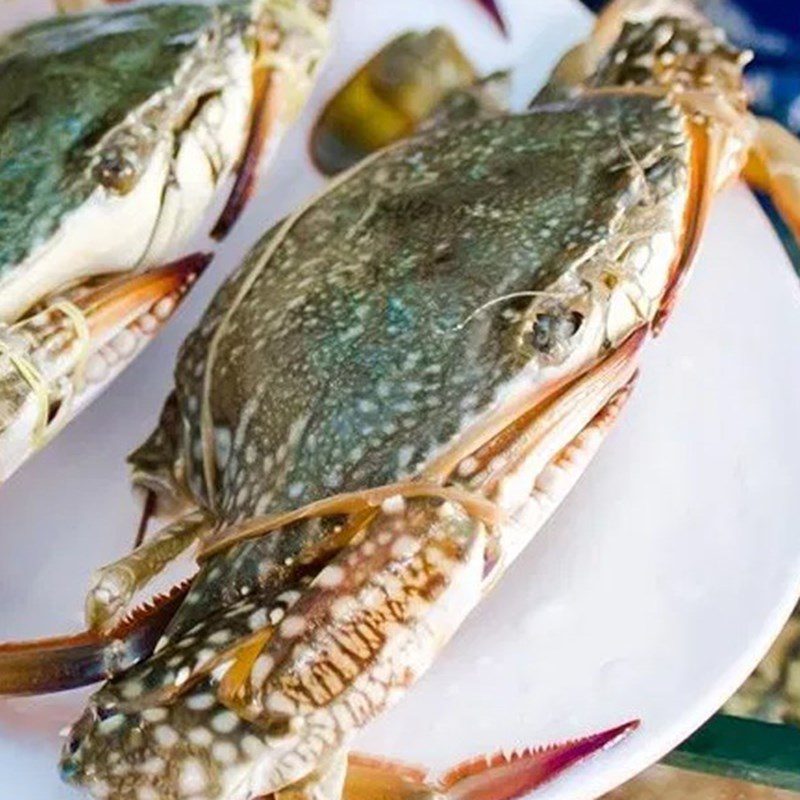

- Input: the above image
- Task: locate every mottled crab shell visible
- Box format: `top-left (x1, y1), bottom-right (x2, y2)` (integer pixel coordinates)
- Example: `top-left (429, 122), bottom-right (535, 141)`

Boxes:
top-left (130, 88), bottom-right (690, 636)
top-left (0, 1), bottom-right (254, 322)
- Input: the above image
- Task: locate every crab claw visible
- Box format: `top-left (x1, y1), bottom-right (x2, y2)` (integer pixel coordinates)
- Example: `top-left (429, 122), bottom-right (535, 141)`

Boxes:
top-left (437, 721), bottom-right (639, 800)
top-left (211, 66), bottom-right (274, 240)
top-left (0, 581), bottom-right (189, 696)
top-left (213, 2), bottom-right (331, 239)
top-left (0, 253), bottom-right (210, 483)
top-left (345, 721), bottom-right (640, 800)
top-left (471, 0), bottom-right (508, 37)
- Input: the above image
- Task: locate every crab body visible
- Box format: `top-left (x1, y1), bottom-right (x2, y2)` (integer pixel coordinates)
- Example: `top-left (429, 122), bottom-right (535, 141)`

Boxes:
top-left (0, 0), bottom-right (329, 480)
top-left (5, 1), bottom-right (800, 799)
top-left (61, 30), bottom-right (701, 800)
top-left (142, 89), bottom-right (690, 525)
top-left (100, 84), bottom-right (694, 668)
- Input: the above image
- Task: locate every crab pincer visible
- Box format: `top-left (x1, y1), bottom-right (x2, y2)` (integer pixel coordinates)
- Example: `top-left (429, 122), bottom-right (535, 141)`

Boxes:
top-left (0, 581), bottom-right (190, 697)
top-left (342, 721), bottom-right (639, 800)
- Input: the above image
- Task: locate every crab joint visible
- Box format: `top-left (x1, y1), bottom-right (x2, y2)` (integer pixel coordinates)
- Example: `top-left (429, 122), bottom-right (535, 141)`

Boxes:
top-left (86, 511), bottom-right (212, 633)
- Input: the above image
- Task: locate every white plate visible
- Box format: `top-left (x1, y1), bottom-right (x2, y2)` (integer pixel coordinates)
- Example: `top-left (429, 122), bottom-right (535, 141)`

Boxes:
top-left (2, 1), bottom-right (800, 798)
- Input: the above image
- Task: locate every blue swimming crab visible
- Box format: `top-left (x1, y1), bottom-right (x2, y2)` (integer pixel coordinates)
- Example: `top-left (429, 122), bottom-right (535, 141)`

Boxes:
top-left (3, 0), bottom-right (800, 797)
top-left (0, 0), bottom-right (329, 481)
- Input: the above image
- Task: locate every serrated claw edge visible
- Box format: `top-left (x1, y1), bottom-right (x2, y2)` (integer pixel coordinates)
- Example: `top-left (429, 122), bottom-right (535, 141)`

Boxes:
top-left (438, 720), bottom-right (640, 800)
top-left (0, 578), bottom-right (191, 696)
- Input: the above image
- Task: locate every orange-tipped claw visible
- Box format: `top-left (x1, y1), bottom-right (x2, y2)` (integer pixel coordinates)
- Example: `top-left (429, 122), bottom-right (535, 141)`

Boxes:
top-left (472, 0), bottom-right (508, 37)
top-left (439, 721), bottom-right (640, 800)
top-left (345, 721), bottom-right (639, 800)
top-left (0, 581), bottom-right (188, 696)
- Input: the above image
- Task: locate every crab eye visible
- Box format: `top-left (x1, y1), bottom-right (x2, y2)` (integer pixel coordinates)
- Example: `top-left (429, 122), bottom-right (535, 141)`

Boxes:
top-left (92, 147), bottom-right (138, 194)
top-left (95, 705), bottom-right (115, 722)
top-left (530, 309), bottom-right (583, 353)
top-left (59, 735), bottom-right (83, 785)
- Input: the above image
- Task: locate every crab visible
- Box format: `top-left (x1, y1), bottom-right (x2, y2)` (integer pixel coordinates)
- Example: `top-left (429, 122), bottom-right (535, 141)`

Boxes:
top-left (0, 0), bottom-right (330, 481)
top-left (2, 0), bottom-right (800, 797)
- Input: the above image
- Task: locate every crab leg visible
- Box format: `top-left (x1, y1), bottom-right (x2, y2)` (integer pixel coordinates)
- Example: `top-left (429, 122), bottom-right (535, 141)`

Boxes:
top-left (0, 582), bottom-right (188, 696)
top-left (652, 118), bottom-right (717, 334)
top-left (745, 118), bottom-right (800, 248)
top-left (344, 721), bottom-right (639, 800)
top-left (85, 510), bottom-right (212, 633)
top-left (268, 721), bottom-right (638, 800)
top-left (0, 253), bottom-right (210, 483)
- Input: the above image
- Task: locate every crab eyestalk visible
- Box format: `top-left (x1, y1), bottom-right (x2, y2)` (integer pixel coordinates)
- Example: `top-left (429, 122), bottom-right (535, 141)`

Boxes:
top-left (0, 253), bottom-right (210, 483)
